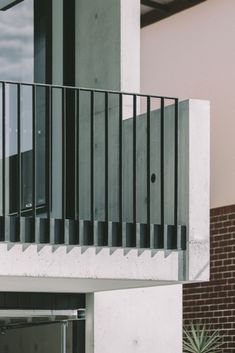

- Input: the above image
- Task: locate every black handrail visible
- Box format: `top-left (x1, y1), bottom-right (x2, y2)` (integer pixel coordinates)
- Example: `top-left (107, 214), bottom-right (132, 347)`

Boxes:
top-left (0, 79), bottom-right (178, 100)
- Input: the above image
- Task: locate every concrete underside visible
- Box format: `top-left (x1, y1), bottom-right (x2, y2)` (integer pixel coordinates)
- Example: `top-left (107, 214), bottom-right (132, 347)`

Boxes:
top-left (0, 243), bottom-right (185, 292)
top-left (0, 275), bottom-right (184, 293)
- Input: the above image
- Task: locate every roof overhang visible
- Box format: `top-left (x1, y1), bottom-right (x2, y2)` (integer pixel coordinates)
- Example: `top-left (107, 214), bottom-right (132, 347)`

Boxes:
top-left (141, 0), bottom-right (208, 27)
top-left (0, 0), bottom-right (207, 23)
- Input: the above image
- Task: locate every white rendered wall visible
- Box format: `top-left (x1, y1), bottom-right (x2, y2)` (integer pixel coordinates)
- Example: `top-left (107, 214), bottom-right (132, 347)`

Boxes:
top-left (141, 0), bottom-right (235, 209)
top-left (120, 0), bottom-right (140, 93)
top-left (86, 285), bottom-right (182, 353)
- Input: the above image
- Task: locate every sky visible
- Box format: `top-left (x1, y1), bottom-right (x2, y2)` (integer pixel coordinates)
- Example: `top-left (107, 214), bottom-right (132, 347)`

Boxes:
top-left (0, 0), bottom-right (34, 156)
top-left (0, 0), bottom-right (33, 82)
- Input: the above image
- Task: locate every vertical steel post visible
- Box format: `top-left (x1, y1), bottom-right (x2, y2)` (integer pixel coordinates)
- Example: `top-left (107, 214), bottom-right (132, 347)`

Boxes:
top-left (32, 85), bottom-right (36, 218)
top-left (90, 91), bottom-right (95, 222)
top-left (119, 94), bottom-right (123, 227)
top-left (133, 95), bottom-right (137, 224)
top-left (61, 322), bottom-right (67, 353)
top-left (147, 97), bottom-right (151, 229)
top-left (74, 89), bottom-right (80, 220)
top-left (17, 83), bottom-right (21, 218)
top-left (105, 92), bottom-right (109, 223)
top-left (160, 98), bottom-right (165, 226)
top-left (174, 98), bottom-right (179, 227)
top-left (46, 86), bottom-right (52, 221)
top-left (2, 83), bottom-right (5, 219)
top-left (62, 88), bottom-right (67, 219)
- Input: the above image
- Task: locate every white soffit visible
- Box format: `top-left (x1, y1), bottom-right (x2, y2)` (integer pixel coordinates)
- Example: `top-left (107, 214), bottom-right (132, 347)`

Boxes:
top-left (0, 0), bottom-right (23, 11)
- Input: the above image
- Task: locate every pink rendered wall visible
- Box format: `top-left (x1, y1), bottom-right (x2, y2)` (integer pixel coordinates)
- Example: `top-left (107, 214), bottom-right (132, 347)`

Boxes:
top-left (141, 0), bottom-right (235, 208)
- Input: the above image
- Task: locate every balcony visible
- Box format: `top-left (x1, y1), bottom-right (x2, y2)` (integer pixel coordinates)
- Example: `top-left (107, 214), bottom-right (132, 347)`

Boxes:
top-left (0, 80), bottom-right (210, 291)
top-left (0, 80), bottom-right (187, 247)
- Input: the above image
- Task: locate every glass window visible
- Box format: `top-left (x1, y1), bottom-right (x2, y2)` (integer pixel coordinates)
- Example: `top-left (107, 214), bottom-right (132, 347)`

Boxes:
top-left (0, 1), bottom-right (50, 216)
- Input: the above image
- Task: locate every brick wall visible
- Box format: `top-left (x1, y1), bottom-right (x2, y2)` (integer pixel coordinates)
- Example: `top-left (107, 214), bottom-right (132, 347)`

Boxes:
top-left (183, 204), bottom-right (235, 353)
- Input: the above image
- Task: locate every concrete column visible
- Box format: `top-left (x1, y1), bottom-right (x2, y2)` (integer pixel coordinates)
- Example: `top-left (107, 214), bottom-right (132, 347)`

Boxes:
top-left (75, 0), bottom-right (140, 92)
top-left (74, 2), bottom-right (182, 353)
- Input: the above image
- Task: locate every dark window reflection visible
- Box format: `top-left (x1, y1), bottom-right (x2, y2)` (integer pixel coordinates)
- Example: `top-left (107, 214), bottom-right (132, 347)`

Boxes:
top-left (4, 85), bottom-right (46, 215)
top-left (0, 1), bottom-right (49, 216)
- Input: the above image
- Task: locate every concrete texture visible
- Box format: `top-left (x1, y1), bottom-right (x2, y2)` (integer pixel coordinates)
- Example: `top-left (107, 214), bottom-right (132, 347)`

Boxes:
top-left (84, 98), bottom-right (210, 352)
top-left (75, 0), bottom-right (140, 118)
top-left (0, 242), bottom-right (183, 292)
top-left (187, 100), bottom-right (210, 281)
top-left (120, 0), bottom-right (140, 93)
top-left (0, 99), bottom-right (209, 291)
top-left (75, 0), bottom-right (140, 92)
top-left (86, 285), bottom-right (182, 353)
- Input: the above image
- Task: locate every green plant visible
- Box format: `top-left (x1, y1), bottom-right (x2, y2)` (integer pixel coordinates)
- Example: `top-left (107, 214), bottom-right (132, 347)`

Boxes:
top-left (183, 323), bottom-right (222, 353)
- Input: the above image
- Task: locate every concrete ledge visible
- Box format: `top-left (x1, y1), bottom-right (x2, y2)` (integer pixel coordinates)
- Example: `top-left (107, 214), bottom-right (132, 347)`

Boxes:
top-left (0, 243), bottom-right (184, 292)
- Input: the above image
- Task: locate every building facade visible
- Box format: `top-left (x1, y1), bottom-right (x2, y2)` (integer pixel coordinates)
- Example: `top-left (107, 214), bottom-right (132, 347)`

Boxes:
top-left (0, 1), bottom-right (210, 352)
top-left (141, 0), bottom-right (235, 351)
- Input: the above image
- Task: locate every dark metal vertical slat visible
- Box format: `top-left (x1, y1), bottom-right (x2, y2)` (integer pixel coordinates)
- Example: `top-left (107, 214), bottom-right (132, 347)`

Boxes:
top-left (90, 91), bottom-right (95, 222)
top-left (174, 98), bottom-right (179, 227)
top-left (2, 83), bottom-right (6, 219)
top-left (62, 88), bottom-right (67, 219)
top-left (47, 86), bottom-right (52, 220)
top-left (17, 83), bottom-right (21, 218)
top-left (160, 98), bottom-right (165, 226)
top-left (147, 97), bottom-right (151, 228)
top-left (74, 89), bottom-right (77, 219)
top-left (133, 95), bottom-right (137, 224)
top-left (75, 89), bottom-right (80, 220)
top-left (119, 94), bottom-right (123, 225)
top-left (105, 92), bottom-right (109, 223)
top-left (32, 85), bottom-right (36, 219)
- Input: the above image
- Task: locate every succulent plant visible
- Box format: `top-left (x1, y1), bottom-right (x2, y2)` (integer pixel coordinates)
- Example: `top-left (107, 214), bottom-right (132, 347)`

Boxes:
top-left (183, 323), bottom-right (222, 353)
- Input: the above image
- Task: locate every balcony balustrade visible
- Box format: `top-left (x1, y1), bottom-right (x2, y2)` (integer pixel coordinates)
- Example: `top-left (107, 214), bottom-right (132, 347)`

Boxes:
top-left (0, 80), bottom-right (186, 250)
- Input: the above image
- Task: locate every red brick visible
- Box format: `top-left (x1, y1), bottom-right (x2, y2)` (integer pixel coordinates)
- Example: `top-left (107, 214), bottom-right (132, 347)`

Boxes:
top-left (183, 205), bottom-right (235, 353)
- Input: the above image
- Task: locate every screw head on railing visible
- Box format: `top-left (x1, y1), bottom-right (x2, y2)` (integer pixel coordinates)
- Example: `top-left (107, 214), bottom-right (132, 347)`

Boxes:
top-left (151, 173), bottom-right (156, 183)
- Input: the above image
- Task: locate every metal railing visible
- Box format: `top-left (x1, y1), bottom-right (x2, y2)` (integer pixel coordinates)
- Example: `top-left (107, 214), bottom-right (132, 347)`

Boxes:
top-left (0, 80), bottom-right (186, 250)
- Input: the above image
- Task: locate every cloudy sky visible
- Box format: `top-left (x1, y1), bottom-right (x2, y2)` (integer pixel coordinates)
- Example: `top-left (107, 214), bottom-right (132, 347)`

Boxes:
top-left (0, 0), bottom-right (34, 156)
top-left (0, 0), bottom-right (33, 81)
